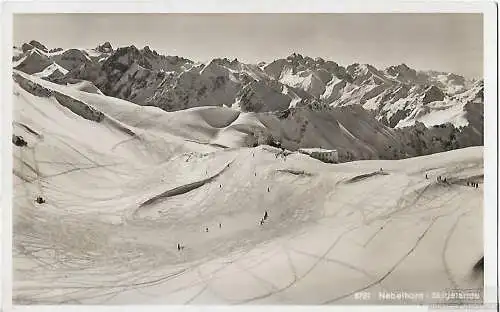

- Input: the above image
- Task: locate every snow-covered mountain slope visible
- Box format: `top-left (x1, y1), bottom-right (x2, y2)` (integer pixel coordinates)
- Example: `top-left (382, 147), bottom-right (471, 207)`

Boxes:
top-left (13, 70), bottom-right (482, 163)
top-left (12, 41), bottom-right (483, 133)
top-left (267, 56), bottom-right (483, 130)
top-left (396, 80), bottom-right (483, 129)
top-left (14, 48), bottom-right (54, 74)
top-left (12, 69), bottom-right (483, 304)
top-left (32, 63), bottom-right (68, 79)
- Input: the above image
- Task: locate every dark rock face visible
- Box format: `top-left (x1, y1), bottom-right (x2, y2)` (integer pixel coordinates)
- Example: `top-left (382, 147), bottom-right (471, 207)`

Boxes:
top-left (53, 49), bottom-right (93, 71)
top-left (53, 92), bottom-right (104, 122)
top-left (43, 68), bottom-right (66, 81)
top-left (28, 40), bottom-right (48, 53)
top-left (386, 108), bottom-right (412, 128)
top-left (49, 48), bottom-right (64, 53)
top-left (13, 73), bottom-right (54, 97)
top-left (103, 46), bottom-right (152, 71)
top-left (14, 50), bottom-right (53, 75)
top-left (447, 73), bottom-right (466, 86)
top-left (238, 81), bottom-right (291, 113)
top-left (386, 63), bottom-right (418, 83)
top-left (95, 46), bottom-right (152, 96)
top-left (14, 72), bottom-right (104, 122)
top-left (422, 85), bottom-right (445, 104)
top-left (22, 43), bottom-right (34, 52)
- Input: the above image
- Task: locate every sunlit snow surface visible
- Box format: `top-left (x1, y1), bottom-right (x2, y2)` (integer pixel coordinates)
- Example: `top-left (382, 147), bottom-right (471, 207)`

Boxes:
top-left (13, 72), bottom-right (483, 305)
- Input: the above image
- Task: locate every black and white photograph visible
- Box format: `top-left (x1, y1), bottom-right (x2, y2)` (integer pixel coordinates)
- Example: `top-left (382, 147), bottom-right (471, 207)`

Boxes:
top-left (6, 7), bottom-right (496, 307)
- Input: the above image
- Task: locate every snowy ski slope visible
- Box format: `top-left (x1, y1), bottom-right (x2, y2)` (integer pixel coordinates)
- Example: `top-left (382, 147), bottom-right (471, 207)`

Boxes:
top-left (12, 72), bottom-right (483, 304)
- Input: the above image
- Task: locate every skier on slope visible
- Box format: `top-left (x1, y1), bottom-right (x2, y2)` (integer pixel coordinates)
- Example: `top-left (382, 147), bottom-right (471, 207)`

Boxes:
top-left (177, 243), bottom-right (181, 251)
top-left (35, 196), bottom-right (45, 204)
top-left (264, 211), bottom-right (268, 220)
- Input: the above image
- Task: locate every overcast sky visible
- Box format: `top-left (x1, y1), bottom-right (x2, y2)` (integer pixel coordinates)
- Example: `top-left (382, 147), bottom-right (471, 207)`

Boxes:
top-left (13, 13), bottom-right (483, 78)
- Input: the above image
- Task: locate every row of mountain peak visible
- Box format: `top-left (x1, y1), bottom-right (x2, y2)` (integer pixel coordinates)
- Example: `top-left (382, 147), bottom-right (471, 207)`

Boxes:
top-left (13, 40), bottom-right (483, 131)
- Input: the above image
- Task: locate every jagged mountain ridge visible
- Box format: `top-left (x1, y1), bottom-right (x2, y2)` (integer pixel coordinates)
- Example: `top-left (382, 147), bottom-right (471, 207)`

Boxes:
top-left (13, 41), bottom-right (483, 132)
top-left (13, 67), bottom-right (482, 163)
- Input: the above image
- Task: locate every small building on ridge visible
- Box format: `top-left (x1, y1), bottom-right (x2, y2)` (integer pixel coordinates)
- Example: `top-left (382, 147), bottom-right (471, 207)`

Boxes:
top-left (298, 148), bottom-right (339, 163)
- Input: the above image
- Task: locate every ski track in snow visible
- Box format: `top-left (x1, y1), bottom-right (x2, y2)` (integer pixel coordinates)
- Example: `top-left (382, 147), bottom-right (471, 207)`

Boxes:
top-left (12, 72), bottom-right (484, 305)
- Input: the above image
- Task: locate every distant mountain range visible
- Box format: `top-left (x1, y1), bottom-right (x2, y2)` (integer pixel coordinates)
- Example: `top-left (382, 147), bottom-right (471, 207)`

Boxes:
top-left (12, 40), bottom-right (483, 161)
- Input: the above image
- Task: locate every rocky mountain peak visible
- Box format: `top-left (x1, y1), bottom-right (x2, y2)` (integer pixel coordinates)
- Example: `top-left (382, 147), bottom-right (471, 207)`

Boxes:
top-left (386, 63), bottom-right (418, 83)
top-left (103, 45), bottom-right (151, 70)
top-left (21, 43), bottom-right (34, 53)
top-left (27, 40), bottom-right (48, 53)
top-left (97, 41), bottom-right (113, 53)
top-left (142, 45), bottom-right (161, 57)
top-left (11, 42), bottom-right (482, 133)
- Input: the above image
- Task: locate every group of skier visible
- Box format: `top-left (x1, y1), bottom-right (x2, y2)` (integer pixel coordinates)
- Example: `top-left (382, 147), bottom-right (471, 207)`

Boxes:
top-left (467, 181), bottom-right (480, 188)
top-left (426, 173), bottom-right (480, 189)
top-left (436, 175), bottom-right (448, 183)
top-left (178, 208), bottom-right (271, 252)
top-left (178, 149), bottom-right (280, 252)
